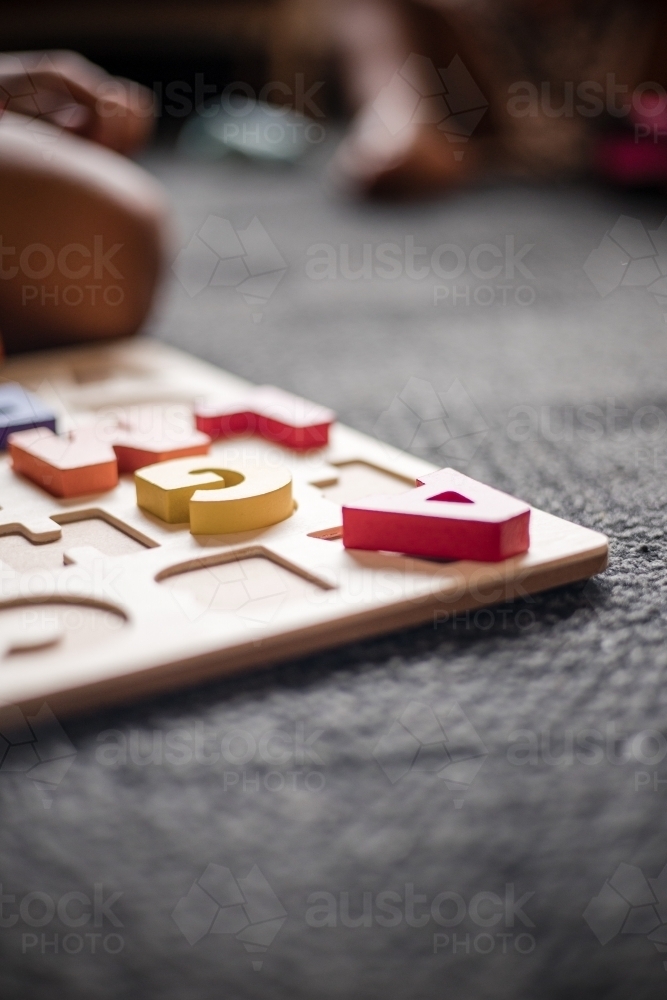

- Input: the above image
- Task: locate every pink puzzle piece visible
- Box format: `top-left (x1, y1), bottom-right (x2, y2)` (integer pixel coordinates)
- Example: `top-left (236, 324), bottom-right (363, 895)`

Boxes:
top-left (342, 469), bottom-right (531, 562)
top-left (195, 385), bottom-right (336, 450)
top-left (8, 427), bottom-right (118, 498)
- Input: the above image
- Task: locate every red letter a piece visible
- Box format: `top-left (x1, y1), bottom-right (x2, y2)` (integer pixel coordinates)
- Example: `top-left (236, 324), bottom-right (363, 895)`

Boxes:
top-left (342, 469), bottom-right (530, 562)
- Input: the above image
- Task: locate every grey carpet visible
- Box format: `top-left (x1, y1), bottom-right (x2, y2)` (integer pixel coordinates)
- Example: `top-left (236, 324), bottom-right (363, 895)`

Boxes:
top-left (3, 136), bottom-right (667, 999)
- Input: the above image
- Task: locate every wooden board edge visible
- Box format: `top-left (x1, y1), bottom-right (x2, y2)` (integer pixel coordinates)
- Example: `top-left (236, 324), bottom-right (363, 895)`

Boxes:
top-left (10, 545), bottom-right (609, 720)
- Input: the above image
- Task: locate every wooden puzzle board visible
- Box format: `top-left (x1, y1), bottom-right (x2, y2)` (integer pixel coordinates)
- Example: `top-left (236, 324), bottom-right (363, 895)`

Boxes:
top-left (0, 340), bottom-right (608, 717)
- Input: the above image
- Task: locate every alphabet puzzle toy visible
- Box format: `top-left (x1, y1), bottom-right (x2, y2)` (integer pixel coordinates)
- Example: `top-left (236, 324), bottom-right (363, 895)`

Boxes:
top-left (0, 340), bottom-right (608, 717)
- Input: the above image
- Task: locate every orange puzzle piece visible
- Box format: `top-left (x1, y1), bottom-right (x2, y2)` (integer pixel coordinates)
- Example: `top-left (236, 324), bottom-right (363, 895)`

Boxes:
top-left (8, 427), bottom-right (118, 498)
top-left (8, 417), bottom-right (212, 497)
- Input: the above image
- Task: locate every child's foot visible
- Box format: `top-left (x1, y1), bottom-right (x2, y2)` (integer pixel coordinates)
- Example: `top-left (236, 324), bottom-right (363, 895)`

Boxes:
top-left (330, 103), bottom-right (479, 199)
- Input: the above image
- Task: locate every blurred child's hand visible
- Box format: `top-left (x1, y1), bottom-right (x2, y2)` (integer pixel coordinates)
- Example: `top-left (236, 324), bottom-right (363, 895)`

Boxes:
top-left (0, 50), bottom-right (154, 155)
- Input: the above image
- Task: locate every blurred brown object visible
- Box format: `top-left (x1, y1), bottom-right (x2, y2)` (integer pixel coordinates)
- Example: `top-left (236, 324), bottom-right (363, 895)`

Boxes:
top-left (0, 0), bottom-right (331, 103)
top-left (0, 50), bottom-right (168, 354)
top-left (328, 0), bottom-right (667, 198)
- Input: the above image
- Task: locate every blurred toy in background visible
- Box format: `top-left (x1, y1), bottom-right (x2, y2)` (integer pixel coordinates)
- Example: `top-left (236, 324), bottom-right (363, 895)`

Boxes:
top-left (178, 100), bottom-right (314, 165)
top-left (327, 0), bottom-right (667, 198)
top-left (2, 1), bottom-right (665, 358)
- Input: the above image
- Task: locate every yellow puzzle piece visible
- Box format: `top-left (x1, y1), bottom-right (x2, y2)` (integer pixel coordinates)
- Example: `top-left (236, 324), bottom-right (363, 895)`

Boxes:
top-left (135, 456), bottom-right (294, 533)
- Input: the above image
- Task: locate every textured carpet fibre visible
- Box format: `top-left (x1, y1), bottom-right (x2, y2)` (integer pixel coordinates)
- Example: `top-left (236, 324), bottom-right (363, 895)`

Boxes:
top-left (4, 139), bottom-right (667, 999)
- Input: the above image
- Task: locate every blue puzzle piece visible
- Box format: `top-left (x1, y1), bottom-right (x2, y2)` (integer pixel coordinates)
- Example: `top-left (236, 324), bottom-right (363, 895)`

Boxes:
top-left (0, 383), bottom-right (56, 450)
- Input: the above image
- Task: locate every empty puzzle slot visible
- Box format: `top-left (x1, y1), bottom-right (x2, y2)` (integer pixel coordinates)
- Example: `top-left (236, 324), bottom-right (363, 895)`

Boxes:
top-left (158, 555), bottom-right (328, 624)
top-left (319, 462), bottom-right (413, 505)
top-left (0, 600), bottom-right (126, 661)
top-left (0, 518), bottom-right (148, 572)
